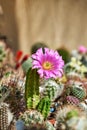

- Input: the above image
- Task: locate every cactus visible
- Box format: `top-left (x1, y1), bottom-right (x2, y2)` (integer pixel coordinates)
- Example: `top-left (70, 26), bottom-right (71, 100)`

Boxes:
top-left (19, 110), bottom-right (44, 126)
top-left (56, 47), bottom-right (70, 64)
top-left (30, 42), bottom-right (48, 54)
top-left (66, 110), bottom-right (78, 120)
top-left (19, 110), bottom-right (55, 130)
top-left (0, 103), bottom-right (13, 130)
top-left (66, 96), bottom-right (80, 105)
top-left (45, 85), bottom-right (55, 100)
top-left (71, 86), bottom-right (86, 100)
top-left (36, 96), bottom-right (51, 119)
top-left (0, 103), bottom-right (8, 130)
top-left (25, 68), bottom-right (40, 109)
top-left (40, 80), bottom-right (64, 101)
top-left (56, 104), bottom-right (85, 130)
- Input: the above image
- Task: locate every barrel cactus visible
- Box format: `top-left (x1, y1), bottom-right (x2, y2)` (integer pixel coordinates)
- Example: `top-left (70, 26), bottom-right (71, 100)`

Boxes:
top-left (66, 95), bottom-right (80, 105)
top-left (0, 103), bottom-right (13, 130)
top-left (71, 86), bottom-right (86, 100)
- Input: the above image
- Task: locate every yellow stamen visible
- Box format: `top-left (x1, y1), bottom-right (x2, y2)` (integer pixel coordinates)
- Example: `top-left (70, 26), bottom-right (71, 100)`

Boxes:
top-left (43, 61), bottom-right (53, 70)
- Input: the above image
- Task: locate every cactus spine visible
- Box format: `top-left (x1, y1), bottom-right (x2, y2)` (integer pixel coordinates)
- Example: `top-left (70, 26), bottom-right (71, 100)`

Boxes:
top-left (25, 68), bottom-right (40, 109)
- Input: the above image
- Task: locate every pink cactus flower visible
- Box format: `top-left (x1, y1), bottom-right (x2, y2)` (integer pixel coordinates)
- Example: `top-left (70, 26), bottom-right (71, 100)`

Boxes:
top-left (32, 48), bottom-right (64, 79)
top-left (78, 45), bottom-right (87, 54)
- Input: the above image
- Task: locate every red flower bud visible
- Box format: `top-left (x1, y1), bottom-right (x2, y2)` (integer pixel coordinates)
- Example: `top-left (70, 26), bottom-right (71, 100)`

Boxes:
top-left (15, 50), bottom-right (23, 62)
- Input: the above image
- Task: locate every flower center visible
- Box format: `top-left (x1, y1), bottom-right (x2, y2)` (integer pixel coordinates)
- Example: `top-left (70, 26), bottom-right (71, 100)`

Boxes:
top-left (42, 61), bottom-right (53, 70)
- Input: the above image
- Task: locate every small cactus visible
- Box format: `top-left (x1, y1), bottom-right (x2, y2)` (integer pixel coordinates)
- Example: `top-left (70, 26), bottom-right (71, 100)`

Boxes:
top-left (40, 80), bottom-right (64, 101)
top-left (56, 47), bottom-right (70, 64)
top-left (66, 96), bottom-right (80, 105)
top-left (36, 96), bottom-right (51, 119)
top-left (19, 110), bottom-right (44, 126)
top-left (0, 103), bottom-right (13, 130)
top-left (66, 110), bottom-right (78, 120)
top-left (71, 86), bottom-right (86, 100)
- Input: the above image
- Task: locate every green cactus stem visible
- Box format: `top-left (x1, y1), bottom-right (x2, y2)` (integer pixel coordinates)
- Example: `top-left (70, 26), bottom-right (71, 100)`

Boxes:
top-left (25, 68), bottom-right (40, 109)
top-left (36, 96), bottom-right (51, 119)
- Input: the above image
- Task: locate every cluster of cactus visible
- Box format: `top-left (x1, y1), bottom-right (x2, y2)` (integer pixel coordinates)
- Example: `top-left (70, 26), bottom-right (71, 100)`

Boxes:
top-left (19, 110), bottom-right (55, 130)
top-left (36, 80), bottom-right (63, 119)
top-left (25, 68), bottom-right (40, 109)
top-left (37, 80), bottom-right (64, 119)
top-left (25, 69), bottom-right (56, 120)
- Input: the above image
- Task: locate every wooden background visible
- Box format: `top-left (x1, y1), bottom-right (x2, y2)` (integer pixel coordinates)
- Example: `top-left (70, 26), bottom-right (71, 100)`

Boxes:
top-left (0, 0), bottom-right (87, 53)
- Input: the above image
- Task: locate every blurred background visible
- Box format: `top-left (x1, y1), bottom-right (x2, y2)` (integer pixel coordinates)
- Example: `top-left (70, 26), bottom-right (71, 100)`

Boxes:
top-left (0, 0), bottom-right (87, 53)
